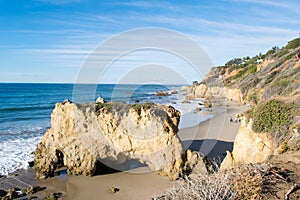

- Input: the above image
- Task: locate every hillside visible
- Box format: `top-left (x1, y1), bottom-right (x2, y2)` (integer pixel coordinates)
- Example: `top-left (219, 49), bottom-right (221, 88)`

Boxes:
top-left (186, 38), bottom-right (300, 143)
top-left (187, 38), bottom-right (300, 104)
top-left (172, 38), bottom-right (300, 199)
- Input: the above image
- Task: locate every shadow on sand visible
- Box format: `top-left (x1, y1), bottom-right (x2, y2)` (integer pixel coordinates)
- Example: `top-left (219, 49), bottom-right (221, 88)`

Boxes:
top-left (54, 139), bottom-right (233, 176)
top-left (95, 139), bottom-right (233, 175)
top-left (182, 139), bottom-right (233, 162)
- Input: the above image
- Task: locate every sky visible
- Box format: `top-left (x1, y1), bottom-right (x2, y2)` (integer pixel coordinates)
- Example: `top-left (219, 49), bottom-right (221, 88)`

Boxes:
top-left (0, 0), bottom-right (299, 84)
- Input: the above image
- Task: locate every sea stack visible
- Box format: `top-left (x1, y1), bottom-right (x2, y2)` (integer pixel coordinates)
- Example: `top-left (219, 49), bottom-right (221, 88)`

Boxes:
top-left (34, 100), bottom-right (184, 180)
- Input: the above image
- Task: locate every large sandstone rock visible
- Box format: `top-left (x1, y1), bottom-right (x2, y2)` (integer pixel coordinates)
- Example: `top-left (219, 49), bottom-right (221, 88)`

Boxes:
top-left (220, 119), bottom-right (276, 170)
top-left (194, 84), bottom-right (208, 98)
top-left (185, 83), bottom-right (243, 104)
top-left (34, 100), bottom-right (183, 180)
top-left (224, 88), bottom-right (243, 103)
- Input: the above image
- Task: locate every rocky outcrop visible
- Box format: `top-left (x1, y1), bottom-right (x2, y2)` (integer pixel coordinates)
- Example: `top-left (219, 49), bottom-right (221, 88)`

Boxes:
top-left (182, 150), bottom-right (208, 176)
top-left (34, 100), bottom-right (183, 180)
top-left (185, 84), bottom-right (243, 104)
top-left (220, 119), bottom-right (276, 170)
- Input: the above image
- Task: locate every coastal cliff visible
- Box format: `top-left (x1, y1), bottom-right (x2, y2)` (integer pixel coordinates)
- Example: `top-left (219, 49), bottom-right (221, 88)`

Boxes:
top-left (185, 38), bottom-right (300, 168)
top-left (34, 100), bottom-right (184, 180)
top-left (185, 38), bottom-right (300, 105)
top-left (154, 38), bottom-right (300, 200)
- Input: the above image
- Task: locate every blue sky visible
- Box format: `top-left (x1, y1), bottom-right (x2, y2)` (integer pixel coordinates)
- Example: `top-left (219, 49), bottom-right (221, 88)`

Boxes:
top-left (0, 0), bottom-right (299, 83)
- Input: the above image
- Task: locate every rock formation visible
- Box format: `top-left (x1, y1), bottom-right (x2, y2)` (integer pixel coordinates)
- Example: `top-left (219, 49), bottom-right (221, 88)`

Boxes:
top-left (184, 83), bottom-right (244, 104)
top-left (220, 118), bottom-right (277, 170)
top-left (182, 150), bottom-right (208, 176)
top-left (34, 100), bottom-right (184, 180)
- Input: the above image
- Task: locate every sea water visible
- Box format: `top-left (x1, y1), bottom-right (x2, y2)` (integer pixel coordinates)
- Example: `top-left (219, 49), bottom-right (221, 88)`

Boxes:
top-left (0, 83), bottom-right (208, 175)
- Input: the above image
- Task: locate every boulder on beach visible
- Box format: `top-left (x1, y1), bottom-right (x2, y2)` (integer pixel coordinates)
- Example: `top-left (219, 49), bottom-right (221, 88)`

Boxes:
top-left (34, 100), bottom-right (184, 180)
top-left (182, 150), bottom-right (208, 176)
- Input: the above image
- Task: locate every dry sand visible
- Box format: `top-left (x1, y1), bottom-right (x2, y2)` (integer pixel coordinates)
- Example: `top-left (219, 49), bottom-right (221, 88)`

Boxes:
top-left (39, 168), bottom-right (172, 200)
top-left (0, 101), bottom-right (247, 200)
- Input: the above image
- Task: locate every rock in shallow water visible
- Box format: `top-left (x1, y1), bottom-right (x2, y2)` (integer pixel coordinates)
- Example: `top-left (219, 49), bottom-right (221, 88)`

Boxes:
top-left (34, 101), bottom-right (184, 180)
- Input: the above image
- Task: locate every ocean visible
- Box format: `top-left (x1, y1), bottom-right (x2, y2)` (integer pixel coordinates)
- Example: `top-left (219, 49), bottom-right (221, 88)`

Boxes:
top-left (0, 83), bottom-right (209, 175)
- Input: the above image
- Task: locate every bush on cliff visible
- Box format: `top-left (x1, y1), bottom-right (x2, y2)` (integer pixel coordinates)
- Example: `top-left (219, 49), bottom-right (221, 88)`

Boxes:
top-left (252, 99), bottom-right (292, 135)
top-left (130, 102), bottom-right (155, 111)
top-left (285, 38), bottom-right (300, 50)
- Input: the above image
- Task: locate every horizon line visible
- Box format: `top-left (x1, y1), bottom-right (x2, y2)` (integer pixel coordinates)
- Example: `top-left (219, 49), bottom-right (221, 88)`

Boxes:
top-left (0, 82), bottom-right (189, 86)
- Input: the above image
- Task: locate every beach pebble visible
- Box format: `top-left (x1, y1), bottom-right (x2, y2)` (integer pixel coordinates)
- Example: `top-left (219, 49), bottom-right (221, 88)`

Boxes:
top-left (109, 187), bottom-right (120, 193)
top-left (204, 102), bottom-right (212, 108)
top-left (28, 161), bottom-right (35, 168)
top-left (195, 107), bottom-right (202, 112)
top-left (45, 192), bottom-right (62, 200)
top-left (21, 185), bottom-right (42, 195)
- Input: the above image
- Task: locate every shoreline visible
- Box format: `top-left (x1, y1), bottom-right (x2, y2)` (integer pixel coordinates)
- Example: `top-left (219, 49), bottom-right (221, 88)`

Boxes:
top-left (0, 100), bottom-right (247, 200)
top-left (179, 100), bottom-right (247, 142)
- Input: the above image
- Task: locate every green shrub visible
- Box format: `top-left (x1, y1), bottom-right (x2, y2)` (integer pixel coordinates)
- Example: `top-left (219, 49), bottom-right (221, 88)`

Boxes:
top-left (95, 102), bottom-right (104, 110)
top-left (232, 68), bottom-right (248, 80)
top-left (248, 65), bottom-right (257, 74)
top-left (252, 99), bottom-right (292, 134)
top-left (278, 141), bottom-right (289, 154)
top-left (248, 92), bottom-right (259, 104)
top-left (95, 102), bottom-right (113, 112)
top-left (285, 38), bottom-right (300, 49)
top-left (266, 49), bottom-right (275, 56)
top-left (130, 102), bottom-right (155, 112)
top-left (244, 106), bottom-right (256, 123)
top-left (272, 79), bottom-right (292, 87)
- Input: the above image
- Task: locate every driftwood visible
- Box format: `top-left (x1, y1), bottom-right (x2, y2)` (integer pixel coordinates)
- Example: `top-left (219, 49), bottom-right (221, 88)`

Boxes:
top-left (285, 184), bottom-right (300, 200)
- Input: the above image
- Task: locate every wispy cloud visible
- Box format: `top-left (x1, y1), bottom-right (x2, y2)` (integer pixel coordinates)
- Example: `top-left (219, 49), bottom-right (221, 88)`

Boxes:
top-left (128, 14), bottom-right (298, 36)
top-left (110, 1), bottom-right (183, 12)
top-left (227, 0), bottom-right (300, 12)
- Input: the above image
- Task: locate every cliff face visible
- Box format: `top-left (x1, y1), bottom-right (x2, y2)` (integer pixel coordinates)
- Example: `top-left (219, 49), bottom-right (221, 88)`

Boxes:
top-left (34, 100), bottom-right (184, 180)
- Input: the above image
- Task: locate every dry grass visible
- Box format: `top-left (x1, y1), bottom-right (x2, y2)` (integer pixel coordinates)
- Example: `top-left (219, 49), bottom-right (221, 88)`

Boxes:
top-left (153, 163), bottom-right (292, 200)
top-left (153, 171), bottom-right (234, 200)
top-left (231, 163), bottom-right (289, 199)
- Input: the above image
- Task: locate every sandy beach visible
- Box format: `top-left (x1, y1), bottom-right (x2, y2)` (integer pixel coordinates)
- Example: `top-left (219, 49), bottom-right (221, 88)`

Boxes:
top-left (0, 101), bottom-right (247, 200)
